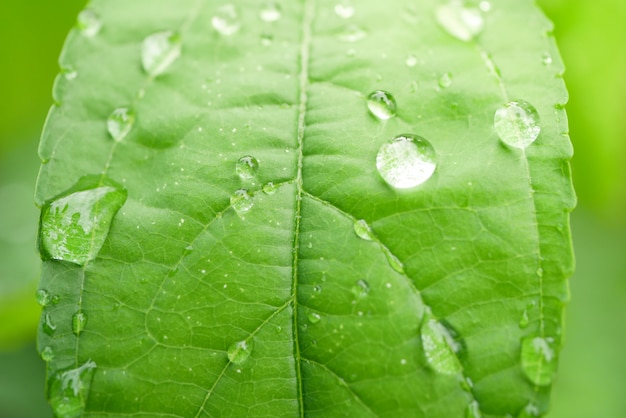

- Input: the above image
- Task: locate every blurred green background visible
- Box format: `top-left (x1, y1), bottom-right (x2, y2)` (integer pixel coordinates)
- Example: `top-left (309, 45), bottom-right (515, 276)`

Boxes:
top-left (0, 1), bottom-right (623, 417)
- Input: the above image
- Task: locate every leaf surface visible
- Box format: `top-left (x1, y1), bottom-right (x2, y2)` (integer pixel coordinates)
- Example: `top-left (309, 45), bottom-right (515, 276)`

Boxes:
top-left (36, 0), bottom-right (575, 417)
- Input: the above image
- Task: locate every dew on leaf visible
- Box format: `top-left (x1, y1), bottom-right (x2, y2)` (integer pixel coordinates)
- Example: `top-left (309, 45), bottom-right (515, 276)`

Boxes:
top-left (351, 279), bottom-right (370, 297)
top-left (141, 30), bottom-right (181, 77)
top-left (494, 100), bottom-right (541, 149)
top-left (383, 248), bottom-right (405, 274)
top-left (335, 2), bottom-right (355, 19)
top-left (519, 308), bottom-right (530, 329)
top-left (405, 54), bottom-right (418, 67)
top-left (367, 90), bottom-right (397, 120)
top-left (230, 189), bottom-right (253, 214)
top-left (48, 360), bottom-right (97, 418)
top-left (236, 156), bottom-right (259, 179)
top-left (466, 400), bottom-right (482, 418)
top-left (72, 311), bottom-right (87, 336)
top-left (542, 52), bottom-right (553, 66)
top-left (262, 182), bottom-right (278, 195)
top-left (421, 312), bottom-right (463, 375)
top-left (227, 340), bottom-right (253, 364)
top-left (520, 335), bottom-right (557, 386)
top-left (308, 312), bottom-right (322, 324)
top-left (107, 108), bottom-right (135, 142)
top-left (39, 176), bottom-right (127, 266)
top-left (43, 313), bottom-right (56, 336)
top-left (436, 1), bottom-right (484, 42)
top-left (376, 134), bottom-right (437, 189)
top-left (41, 346), bottom-right (54, 362)
top-left (260, 3), bottom-right (282, 22)
top-left (212, 4), bottom-right (241, 36)
top-left (517, 402), bottom-right (541, 418)
top-left (36, 289), bottom-right (51, 307)
top-left (438, 72), bottom-right (453, 88)
top-left (77, 9), bottom-right (102, 37)
top-left (62, 66), bottom-right (78, 81)
top-left (338, 25), bottom-right (366, 42)
top-left (353, 219), bottom-right (375, 241)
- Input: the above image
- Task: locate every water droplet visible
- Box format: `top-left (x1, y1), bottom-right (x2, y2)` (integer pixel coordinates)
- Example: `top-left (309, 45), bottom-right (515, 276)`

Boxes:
top-left (72, 311), bottom-right (87, 336)
top-left (466, 400), bottom-right (482, 418)
top-left (376, 134), bottom-right (437, 189)
top-left (77, 9), bottom-right (102, 37)
top-left (421, 312), bottom-right (463, 375)
top-left (542, 52), bottom-right (553, 66)
top-left (519, 308), bottom-right (530, 329)
top-left (141, 30), bottom-right (182, 77)
top-left (438, 72), bottom-right (453, 88)
top-left (107, 108), bottom-right (135, 142)
top-left (367, 90), bottom-right (397, 120)
top-left (308, 312), bottom-right (322, 324)
top-left (39, 176), bottom-right (127, 266)
top-left (62, 66), bottom-right (78, 81)
top-left (351, 279), bottom-right (370, 297)
top-left (236, 156), bottom-right (259, 179)
top-left (520, 335), bottom-right (557, 386)
top-left (41, 346), bottom-right (54, 362)
top-left (260, 3), bottom-right (282, 22)
top-left (212, 4), bottom-right (241, 36)
top-left (313, 285), bottom-right (322, 293)
top-left (43, 313), bottom-right (56, 336)
top-left (36, 289), bottom-right (51, 307)
top-left (494, 100), bottom-right (541, 149)
top-left (405, 54), bottom-right (418, 67)
top-left (338, 25), bottom-right (366, 42)
top-left (262, 182), bottom-right (279, 195)
top-left (383, 248), bottom-right (405, 274)
top-left (517, 403), bottom-right (541, 418)
top-left (227, 339), bottom-right (253, 364)
top-left (353, 219), bottom-right (375, 241)
top-left (436, 1), bottom-right (484, 42)
top-left (48, 360), bottom-right (97, 418)
top-left (230, 189), bottom-right (253, 214)
top-left (335, 2), bottom-right (355, 19)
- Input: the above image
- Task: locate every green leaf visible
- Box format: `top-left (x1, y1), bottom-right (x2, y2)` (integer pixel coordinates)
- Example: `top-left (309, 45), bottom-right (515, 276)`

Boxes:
top-left (35, 1), bottom-right (575, 417)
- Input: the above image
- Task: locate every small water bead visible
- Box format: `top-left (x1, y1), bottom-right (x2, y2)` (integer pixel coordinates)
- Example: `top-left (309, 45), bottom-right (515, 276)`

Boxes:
top-left (367, 90), bottom-right (397, 120)
top-left (227, 340), bottom-right (253, 364)
top-left (308, 312), bottom-right (322, 324)
top-left (141, 31), bottom-right (182, 77)
top-left (43, 313), bottom-right (56, 336)
top-left (438, 72), bottom-right (453, 89)
top-left (338, 25), bottom-right (366, 42)
top-left (230, 189), bottom-right (254, 214)
top-left (212, 4), bottom-right (241, 36)
top-left (494, 100), bottom-right (541, 149)
top-left (520, 335), bottom-right (557, 386)
top-left (405, 54), bottom-right (418, 67)
top-left (77, 9), bottom-right (102, 37)
top-left (335, 2), bottom-right (355, 19)
top-left (260, 3), bottom-right (282, 22)
top-left (421, 312), bottom-right (463, 375)
top-left (436, 1), bottom-right (484, 42)
top-left (48, 360), bottom-right (97, 418)
top-left (262, 182), bottom-right (279, 195)
top-left (376, 134), bottom-right (437, 189)
top-left (519, 308), bottom-right (530, 329)
top-left (466, 401), bottom-right (482, 418)
top-left (542, 52), bottom-right (553, 66)
top-left (39, 177), bottom-right (127, 266)
top-left (107, 108), bottom-right (135, 142)
top-left (353, 219), bottom-right (375, 241)
top-left (517, 403), bottom-right (541, 418)
top-left (41, 346), bottom-right (54, 362)
top-left (62, 66), bottom-right (78, 81)
top-left (72, 311), bottom-right (87, 336)
top-left (236, 156), bottom-right (259, 179)
top-left (36, 289), bottom-right (52, 307)
top-left (351, 279), bottom-right (370, 297)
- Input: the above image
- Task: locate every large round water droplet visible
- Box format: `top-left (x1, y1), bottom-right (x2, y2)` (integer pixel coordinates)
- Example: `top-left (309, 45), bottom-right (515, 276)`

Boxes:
top-left (383, 248), bottom-right (405, 274)
top-left (494, 100), bottom-right (541, 149)
top-left (335, 2), bottom-right (355, 19)
top-left (212, 4), bottom-right (241, 36)
top-left (421, 312), bottom-right (463, 375)
top-left (36, 289), bottom-right (52, 307)
top-left (72, 311), bottom-right (87, 336)
top-left (228, 340), bottom-right (253, 364)
top-left (367, 90), bottom-right (397, 120)
top-left (236, 156), bottom-right (259, 179)
top-left (141, 30), bottom-right (181, 77)
top-left (520, 335), bottom-right (557, 386)
top-left (405, 54), bottom-right (418, 67)
top-left (353, 219), bottom-right (374, 241)
top-left (77, 9), bottom-right (102, 37)
top-left (260, 3), bottom-right (282, 22)
top-left (376, 134), bottom-right (437, 189)
top-left (48, 360), bottom-right (97, 418)
top-left (436, 1), bottom-right (484, 42)
top-left (107, 108), bottom-right (135, 142)
top-left (39, 176), bottom-right (127, 266)
top-left (230, 189), bottom-right (253, 214)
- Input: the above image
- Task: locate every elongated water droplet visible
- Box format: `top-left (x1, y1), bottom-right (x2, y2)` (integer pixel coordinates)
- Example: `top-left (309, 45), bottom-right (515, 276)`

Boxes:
top-left (383, 248), bottom-right (405, 274)
top-left (262, 182), bottom-right (278, 195)
top-left (39, 176), bottom-right (127, 266)
top-left (41, 346), bottom-right (54, 362)
top-left (107, 108), bottom-right (135, 142)
top-left (48, 360), bottom-right (97, 418)
top-left (494, 100), bottom-right (541, 149)
top-left (141, 31), bottom-right (181, 77)
top-left (519, 308), bottom-right (530, 329)
top-left (351, 279), bottom-right (370, 297)
top-left (466, 400), bottom-right (482, 418)
top-left (36, 289), bottom-right (51, 307)
top-left (43, 313), bottom-right (56, 336)
top-left (338, 25), bottom-right (366, 42)
top-left (436, 1), bottom-right (484, 42)
top-left (77, 10), bottom-right (102, 37)
top-left (353, 219), bottom-right (375, 241)
top-left (72, 311), bottom-right (87, 336)
top-left (521, 335), bottom-right (557, 386)
top-left (421, 312), bottom-right (463, 375)
top-left (212, 4), bottom-right (241, 36)
top-left (438, 72), bottom-right (453, 88)
top-left (376, 134), bottom-right (437, 189)
top-left (308, 312), bottom-right (322, 324)
top-left (236, 156), bottom-right (259, 179)
top-left (228, 340), bottom-right (253, 364)
top-left (367, 90), bottom-right (397, 120)
top-left (260, 3), bottom-right (282, 22)
top-left (230, 189), bottom-right (253, 214)
top-left (335, 2), bottom-right (355, 19)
